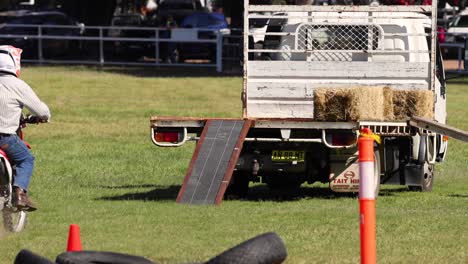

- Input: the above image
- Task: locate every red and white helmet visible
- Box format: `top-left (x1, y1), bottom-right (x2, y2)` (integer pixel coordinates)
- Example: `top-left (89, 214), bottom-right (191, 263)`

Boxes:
top-left (0, 45), bottom-right (22, 77)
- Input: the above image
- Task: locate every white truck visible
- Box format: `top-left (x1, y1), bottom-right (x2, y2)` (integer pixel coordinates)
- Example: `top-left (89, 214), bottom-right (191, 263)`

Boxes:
top-left (150, 1), bottom-right (450, 204)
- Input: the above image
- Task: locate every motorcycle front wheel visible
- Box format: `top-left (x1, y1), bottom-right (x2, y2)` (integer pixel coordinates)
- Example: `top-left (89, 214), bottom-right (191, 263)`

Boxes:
top-left (2, 207), bottom-right (27, 232)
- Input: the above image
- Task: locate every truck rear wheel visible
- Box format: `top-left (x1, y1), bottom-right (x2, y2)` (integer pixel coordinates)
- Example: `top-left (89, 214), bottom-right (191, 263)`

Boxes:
top-left (374, 148), bottom-right (381, 196)
top-left (266, 173), bottom-right (303, 191)
top-left (408, 162), bottom-right (434, 192)
top-left (408, 135), bottom-right (434, 192)
top-left (226, 171), bottom-right (250, 198)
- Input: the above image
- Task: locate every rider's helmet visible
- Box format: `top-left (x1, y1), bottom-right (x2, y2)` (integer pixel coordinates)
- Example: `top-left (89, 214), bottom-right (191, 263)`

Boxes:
top-left (0, 45), bottom-right (22, 77)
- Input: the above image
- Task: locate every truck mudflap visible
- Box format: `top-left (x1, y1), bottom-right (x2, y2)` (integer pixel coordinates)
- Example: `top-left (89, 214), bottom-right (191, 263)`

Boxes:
top-left (329, 148), bottom-right (381, 194)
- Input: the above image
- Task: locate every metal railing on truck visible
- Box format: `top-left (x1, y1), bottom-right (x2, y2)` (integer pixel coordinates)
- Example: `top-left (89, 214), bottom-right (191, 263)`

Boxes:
top-left (0, 23), bottom-right (234, 72)
top-left (243, 3), bottom-right (439, 120)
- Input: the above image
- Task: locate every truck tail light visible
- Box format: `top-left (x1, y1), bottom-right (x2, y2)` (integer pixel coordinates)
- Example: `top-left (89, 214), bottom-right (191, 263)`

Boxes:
top-left (331, 133), bottom-right (357, 146)
top-left (323, 130), bottom-right (357, 148)
top-left (152, 127), bottom-right (187, 147)
top-left (155, 131), bottom-right (179, 143)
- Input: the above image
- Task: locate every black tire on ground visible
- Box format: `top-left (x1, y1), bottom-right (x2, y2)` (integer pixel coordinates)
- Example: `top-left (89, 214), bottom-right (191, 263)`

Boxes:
top-left (204, 232), bottom-right (287, 264)
top-left (14, 249), bottom-right (55, 264)
top-left (55, 251), bottom-right (156, 264)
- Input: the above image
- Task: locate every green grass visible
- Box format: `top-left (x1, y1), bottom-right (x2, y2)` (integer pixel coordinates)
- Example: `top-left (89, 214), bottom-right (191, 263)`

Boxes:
top-left (0, 66), bottom-right (467, 264)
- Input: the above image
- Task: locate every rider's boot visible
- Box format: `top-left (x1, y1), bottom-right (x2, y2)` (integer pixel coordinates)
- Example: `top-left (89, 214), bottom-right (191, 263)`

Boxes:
top-left (13, 187), bottom-right (37, 211)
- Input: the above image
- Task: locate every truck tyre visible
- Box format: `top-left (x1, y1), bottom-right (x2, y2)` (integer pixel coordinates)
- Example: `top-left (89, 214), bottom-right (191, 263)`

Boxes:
top-left (409, 136), bottom-right (434, 192)
top-left (374, 148), bottom-right (381, 196)
top-left (266, 174), bottom-right (302, 191)
top-left (55, 251), bottom-right (155, 264)
top-left (417, 135), bottom-right (426, 165)
top-left (408, 162), bottom-right (434, 192)
top-left (226, 171), bottom-right (250, 198)
top-left (205, 232), bottom-right (287, 264)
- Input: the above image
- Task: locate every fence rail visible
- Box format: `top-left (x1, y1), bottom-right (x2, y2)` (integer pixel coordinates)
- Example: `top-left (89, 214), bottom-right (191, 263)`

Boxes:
top-left (0, 23), bottom-right (243, 72)
top-left (0, 23), bottom-right (467, 75)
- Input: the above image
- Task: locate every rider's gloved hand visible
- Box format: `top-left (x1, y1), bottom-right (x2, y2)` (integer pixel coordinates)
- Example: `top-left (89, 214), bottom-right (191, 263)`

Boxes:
top-left (26, 115), bottom-right (48, 124)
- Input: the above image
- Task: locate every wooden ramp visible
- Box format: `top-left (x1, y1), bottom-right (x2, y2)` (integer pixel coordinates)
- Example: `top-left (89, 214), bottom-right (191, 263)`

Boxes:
top-left (176, 119), bottom-right (252, 205)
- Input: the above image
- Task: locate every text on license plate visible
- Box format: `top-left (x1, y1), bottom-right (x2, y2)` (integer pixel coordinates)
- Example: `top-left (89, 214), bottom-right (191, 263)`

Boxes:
top-left (271, 150), bottom-right (305, 162)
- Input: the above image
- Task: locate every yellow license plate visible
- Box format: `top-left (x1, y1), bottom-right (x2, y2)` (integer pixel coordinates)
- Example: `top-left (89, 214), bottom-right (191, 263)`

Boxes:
top-left (271, 150), bottom-right (305, 162)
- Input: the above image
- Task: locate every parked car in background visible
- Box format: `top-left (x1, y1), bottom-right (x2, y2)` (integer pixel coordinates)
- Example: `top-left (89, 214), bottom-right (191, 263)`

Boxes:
top-left (446, 9), bottom-right (468, 43)
top-left (107, 13), bottom-right (154, 60)
top-left (176, 12), bottom-right (229, 63)
top-left (0, 10), bottom-right (85, 59)
top-left (156, 0), bottom-right (207, 26)
top-left (180, 12), bottom-right (228, 30)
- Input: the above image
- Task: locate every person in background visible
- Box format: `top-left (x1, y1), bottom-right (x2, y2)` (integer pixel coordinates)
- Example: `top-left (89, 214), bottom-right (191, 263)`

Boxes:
top-left (161, 15), bottom-right (179, 63)
top-left (0, 45), bottom-right (51, 211)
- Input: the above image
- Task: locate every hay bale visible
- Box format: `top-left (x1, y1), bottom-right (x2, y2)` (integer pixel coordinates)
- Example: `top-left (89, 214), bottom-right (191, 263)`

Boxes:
top-left (313, 87), bottom-right (434, 121)
top-left (393, 90), bottom-right (434, 120)
top-left (314, 88), bottom-right (350, 121)
top-left (348, 87), bottom-right (387, 121)
top-left (383, 87), bottom-right (395, 120)
top-left (314, 86), bottom-right (389, 121)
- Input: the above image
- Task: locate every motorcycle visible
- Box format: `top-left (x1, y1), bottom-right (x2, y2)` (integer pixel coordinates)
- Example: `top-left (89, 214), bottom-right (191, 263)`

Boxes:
top-left (0, 115), bottom-right (47, 232)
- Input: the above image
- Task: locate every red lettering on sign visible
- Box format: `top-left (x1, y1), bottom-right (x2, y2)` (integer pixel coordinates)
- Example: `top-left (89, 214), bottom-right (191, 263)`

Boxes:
top-left (334, 179), bottom-right (349, 184)
top-left (344, 171), bottom-right (355, 179)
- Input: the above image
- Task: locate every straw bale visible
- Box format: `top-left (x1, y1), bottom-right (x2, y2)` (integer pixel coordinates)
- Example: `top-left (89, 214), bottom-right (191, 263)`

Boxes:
top-left (393, 90), bottom-right (434, 120)
top-left (314, 88), bottom-right (350, 121)
top-left (348, 87), bottom-right (386, 121)
top-left (314, 86), bottom-right (389, 121)
top-left (313, 86), bottom-right (434, 121)
top-left (383, 87), bottom-right (395, 120)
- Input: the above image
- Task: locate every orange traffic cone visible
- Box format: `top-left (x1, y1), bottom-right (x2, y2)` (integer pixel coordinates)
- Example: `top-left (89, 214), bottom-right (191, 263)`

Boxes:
top-left (66, 224), bottom-right (82, 252)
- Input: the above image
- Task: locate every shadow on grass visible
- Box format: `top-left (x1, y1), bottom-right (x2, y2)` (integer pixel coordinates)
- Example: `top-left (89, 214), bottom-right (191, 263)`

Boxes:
top-left (101, 66), bottom-right (242, 78)
top-left (25, 64), bottom-right (242, 78)
top-left (234, 185), bottom-right (408, 202)
top-left (446, 76), bottom-right (468, 83)
top-left (96, 183), bottom-right (409, 203)
top-left (98, 184), bottom-right (181, 201)
top-left (447, 194), bottom-right (468, 198)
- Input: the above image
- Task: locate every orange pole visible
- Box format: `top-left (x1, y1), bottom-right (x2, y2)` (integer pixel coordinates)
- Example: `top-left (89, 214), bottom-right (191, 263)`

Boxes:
top-left (360, 199), bottom-right (376, 264)
top-left (358, 132), bottom-right (376, 264)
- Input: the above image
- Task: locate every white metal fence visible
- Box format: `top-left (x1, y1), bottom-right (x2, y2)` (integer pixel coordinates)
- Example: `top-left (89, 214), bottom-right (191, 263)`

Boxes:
top-left (0, 23), bottom-right (242, 72)
top-left (0, 22), bottom-right (466, 75)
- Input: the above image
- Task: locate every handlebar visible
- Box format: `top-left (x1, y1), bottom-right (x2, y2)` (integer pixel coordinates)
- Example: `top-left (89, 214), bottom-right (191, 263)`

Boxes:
top-left (20, 115), bottom-right (49, 125)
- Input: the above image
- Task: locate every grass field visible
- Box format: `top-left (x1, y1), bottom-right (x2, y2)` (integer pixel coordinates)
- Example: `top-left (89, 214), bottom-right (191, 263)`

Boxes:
top-left (0, 66), bottom-right (467, 264)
